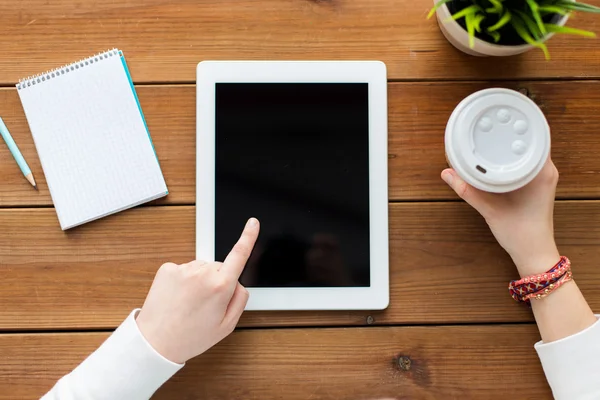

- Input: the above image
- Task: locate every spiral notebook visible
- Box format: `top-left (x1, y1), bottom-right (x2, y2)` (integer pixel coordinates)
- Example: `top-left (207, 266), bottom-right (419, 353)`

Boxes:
top-left (17, 49), bottom-right (168, 230)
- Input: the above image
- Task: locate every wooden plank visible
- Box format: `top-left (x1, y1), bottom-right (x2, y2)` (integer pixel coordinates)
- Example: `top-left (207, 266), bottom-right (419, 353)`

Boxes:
top-left (0, 325), bottom-right (552, 399)
top-left (2, 81), bottom-right (600, 206)
top-left (1, 202), bottom-right (599, 330)
top-left (1, 0), bottom-right (600, 84)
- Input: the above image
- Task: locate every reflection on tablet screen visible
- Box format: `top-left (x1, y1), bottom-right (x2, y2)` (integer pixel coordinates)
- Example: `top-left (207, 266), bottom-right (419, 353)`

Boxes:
top-left (215, 83), bottom-right (370, 287)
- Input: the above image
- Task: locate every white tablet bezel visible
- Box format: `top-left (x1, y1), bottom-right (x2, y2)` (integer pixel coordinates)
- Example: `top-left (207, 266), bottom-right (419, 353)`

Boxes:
top-left (196, 61), bottom-right (389, 310)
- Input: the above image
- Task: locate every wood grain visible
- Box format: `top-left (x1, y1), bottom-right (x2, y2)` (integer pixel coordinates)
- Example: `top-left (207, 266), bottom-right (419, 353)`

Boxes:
top-left (0, 325), bottom-right (552, 399)
top-left (1, 0), bottom-right (600, 84)
top-left (2, 81), bottom-right (600, 206)
top-left (1, 202), bottom-right (599, 330)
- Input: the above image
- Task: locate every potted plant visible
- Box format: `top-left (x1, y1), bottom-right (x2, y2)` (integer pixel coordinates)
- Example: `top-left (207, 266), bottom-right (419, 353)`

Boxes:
top-left (429, 0), bottom-right (600, 58)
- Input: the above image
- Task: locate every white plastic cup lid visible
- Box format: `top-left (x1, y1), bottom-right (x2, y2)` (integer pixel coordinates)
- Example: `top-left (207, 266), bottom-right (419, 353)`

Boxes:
top-left (445, 88), bottom-right (550, 193)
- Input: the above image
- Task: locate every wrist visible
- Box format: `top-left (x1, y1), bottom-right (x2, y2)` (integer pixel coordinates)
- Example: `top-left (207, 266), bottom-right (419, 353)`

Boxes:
top-left (512, 247), bottom-right (561, 278)
top-left (136, 310), bottom-right (185, 364)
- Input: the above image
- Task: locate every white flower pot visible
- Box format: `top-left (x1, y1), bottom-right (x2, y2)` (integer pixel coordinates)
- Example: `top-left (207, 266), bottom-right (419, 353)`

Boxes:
top-left (433, 0), bottom-right (570, 57)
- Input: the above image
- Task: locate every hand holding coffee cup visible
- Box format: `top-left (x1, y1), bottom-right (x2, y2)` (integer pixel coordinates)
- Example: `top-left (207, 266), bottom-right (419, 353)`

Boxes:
top-left (442, 88), bottom-right (558, 278)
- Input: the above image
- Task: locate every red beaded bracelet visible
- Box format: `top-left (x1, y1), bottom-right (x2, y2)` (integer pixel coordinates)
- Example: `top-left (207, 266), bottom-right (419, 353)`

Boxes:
top-left (521, 271), bottom-right (573, 302)
top-left (509, 256), bottom-right (572, 303)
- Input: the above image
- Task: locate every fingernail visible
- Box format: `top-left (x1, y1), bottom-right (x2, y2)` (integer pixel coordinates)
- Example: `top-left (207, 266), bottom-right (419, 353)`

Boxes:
top-left (442, 171), bottom-right (453, 186)
top-left (247, 218), bottom-right (258, 228)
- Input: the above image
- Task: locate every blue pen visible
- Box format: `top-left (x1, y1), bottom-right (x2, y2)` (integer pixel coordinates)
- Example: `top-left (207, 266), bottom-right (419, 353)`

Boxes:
top-left (0, 117), bottom-right (37, 189)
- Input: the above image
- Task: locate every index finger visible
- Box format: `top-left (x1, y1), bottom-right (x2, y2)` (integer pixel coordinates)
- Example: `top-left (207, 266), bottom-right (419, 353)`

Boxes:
top-left (222, 218), bottom-right (260, 279)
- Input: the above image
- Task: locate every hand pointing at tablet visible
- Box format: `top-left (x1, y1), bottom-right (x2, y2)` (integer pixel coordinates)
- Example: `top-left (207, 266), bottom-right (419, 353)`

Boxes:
top-left (136, 217), bottom-right (260, 364)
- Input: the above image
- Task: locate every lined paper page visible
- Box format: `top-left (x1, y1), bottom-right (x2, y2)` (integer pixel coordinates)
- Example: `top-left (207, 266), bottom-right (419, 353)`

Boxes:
top-left (18, 51), bottom-right (167, 229)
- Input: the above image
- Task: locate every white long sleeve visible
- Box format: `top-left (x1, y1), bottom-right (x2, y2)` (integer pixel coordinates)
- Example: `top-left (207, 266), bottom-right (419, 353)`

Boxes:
top-left (42, 309), bottom-right (183, 400)
top-left (536, 315), bottom-right (600, 400)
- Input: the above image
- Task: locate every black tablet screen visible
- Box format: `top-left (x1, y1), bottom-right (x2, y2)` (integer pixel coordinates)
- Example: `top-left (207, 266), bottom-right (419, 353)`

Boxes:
top-left (215, 83), bottom-right (370, 287)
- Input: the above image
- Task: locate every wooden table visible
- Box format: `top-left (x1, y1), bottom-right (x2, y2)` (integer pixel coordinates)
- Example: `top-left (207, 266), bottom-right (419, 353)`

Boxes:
top-left (1, 1), bottom-right (600, 398)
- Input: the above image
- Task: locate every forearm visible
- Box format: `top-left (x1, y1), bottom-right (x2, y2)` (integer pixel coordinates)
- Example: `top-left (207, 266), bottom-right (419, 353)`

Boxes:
top-left (515, 251), bottom-right (600, 399)
top-left (42, 310), bottom-right (183, 400)
top-left (531, 280), bottom-right (597, 343)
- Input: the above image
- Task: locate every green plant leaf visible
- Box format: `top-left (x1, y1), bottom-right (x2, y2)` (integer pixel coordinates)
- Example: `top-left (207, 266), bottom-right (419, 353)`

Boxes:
top-left (445, 5), bottom-right (482, 22)
top-left (486, 0), bottom-right (504, 14)
top-left (488, 10), bottom-right (512, 32)
top-left (489, 0), bottom-right (503, 10)
top-left (427, 0), bottom-right (452, 20)
top-left (515, 9), bottom-right (544, 41)
top-left (465, 12), bottom-right (477, 48)
top-left (486, 29), bottom-right (502, 42)
top-left (512, 16), bottom-right (550, 59)
top-left (538, 6), bottom-right (568, 16)
top-left (555, 0), bottom-right (600, 13)
top-left (473, 13), bottom-right (486, 33)
top-left (545, 23), bottom-right (597, 37)
top-left (526, 0), bottom-right (548, 35)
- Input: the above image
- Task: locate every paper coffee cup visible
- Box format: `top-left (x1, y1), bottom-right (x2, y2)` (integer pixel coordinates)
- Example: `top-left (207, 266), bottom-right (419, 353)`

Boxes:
top-left (445, 88), bottom-right (550, 193)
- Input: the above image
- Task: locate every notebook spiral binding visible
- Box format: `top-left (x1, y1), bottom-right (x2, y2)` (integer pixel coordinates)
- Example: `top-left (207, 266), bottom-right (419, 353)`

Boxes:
top-left (17, 49), bottom-right (120, 91)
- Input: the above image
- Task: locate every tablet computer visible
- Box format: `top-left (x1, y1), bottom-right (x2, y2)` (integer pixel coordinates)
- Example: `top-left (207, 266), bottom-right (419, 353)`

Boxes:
top-left (196, 61), bottom-right (389, 310)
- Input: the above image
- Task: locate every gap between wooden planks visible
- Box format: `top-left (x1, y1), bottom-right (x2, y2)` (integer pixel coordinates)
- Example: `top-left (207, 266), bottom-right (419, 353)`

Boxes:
top-left (0, 0), bottom-right (600, 84)
top-left (1, 201), bottom-right (599, 331)
top-left (0, 324), bottom-right (552, 399)
top-left (1, 81), bottom-right (600, 207)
